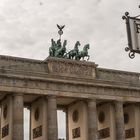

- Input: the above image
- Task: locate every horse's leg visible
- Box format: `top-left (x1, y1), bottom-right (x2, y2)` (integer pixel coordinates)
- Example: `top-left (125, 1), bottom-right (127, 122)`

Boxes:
top-left (49, 48), bottom-right (52, 56)
top-left (76, 56), bottom-right (80, 60)
top-left (72, 54), bottom-right (75, 59)
top-left (69, 54), bottom-right (71, 59)
top-left (87, 55), bottom-right (90, 61)
top-left (75, 55), bottom-right (78, 60)
top-left (78, 56), bottom-right (81, 60)
top-left (65, 53), bottom-right (69, 59)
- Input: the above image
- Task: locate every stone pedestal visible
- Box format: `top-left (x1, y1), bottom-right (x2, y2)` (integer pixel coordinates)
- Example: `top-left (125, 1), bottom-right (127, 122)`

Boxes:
top-left (87, 100), bottom-right (98, 140)
top-left (115, 101), bottom-right (125, 140)
top-left (13, 94), bottom-right (24, 140)
top-left (47, 96), bottom-right (58, 140)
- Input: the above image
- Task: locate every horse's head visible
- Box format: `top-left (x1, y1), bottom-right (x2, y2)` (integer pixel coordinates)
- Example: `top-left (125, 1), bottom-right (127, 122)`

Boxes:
top-left (76, 41), bottom-right (81, 46)
top-left (51, 39), bottom-right (56, 47)
top-left (74, 41), bottom-right (80, 49)
top-left (83, 44), bottom-right (90, 50)
top-left (57, 39), bottom-right (61, 45)
top-left (63, 40), bottom-right (67, 47)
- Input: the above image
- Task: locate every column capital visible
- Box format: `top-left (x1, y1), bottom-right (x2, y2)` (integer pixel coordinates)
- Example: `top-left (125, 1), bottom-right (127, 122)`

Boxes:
top-left (46, 95), bottom-right (57, 99)
top-left (114, 99), bottom-right (124, 103)
top-left (12, 93), bottom-right (24, 97)
top-left (87, 98), bottom-right (96, 102)
top-left (87, 99), bottom-right (97, 107)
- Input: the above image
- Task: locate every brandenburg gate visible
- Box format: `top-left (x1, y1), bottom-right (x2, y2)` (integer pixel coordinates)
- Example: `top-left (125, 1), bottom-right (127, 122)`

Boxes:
top-left (0, 25), bottom-right (140, 140)
top-left (0, 55), bottom-right (139, 140)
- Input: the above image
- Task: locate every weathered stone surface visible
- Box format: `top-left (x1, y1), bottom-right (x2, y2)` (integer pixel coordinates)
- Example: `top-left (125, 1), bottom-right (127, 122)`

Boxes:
top-left (87, 100), bottom-right (98, 140)
top-left (13, 94), bottom-right (24, 140)
top-left (30, 98), bottom-right (47, 140)
top-left (47, 96), bottom-right (58, 140)
top-left (47, 57), bottom-right (97, 78)
top-left (0, 56), bottom-right (139, 102)
top-left (0, 55), bottom-right (139, 140)
top-left (97, 68), bottom-right (140, 84)
top-left (114, 101), bottom-right (125, 140)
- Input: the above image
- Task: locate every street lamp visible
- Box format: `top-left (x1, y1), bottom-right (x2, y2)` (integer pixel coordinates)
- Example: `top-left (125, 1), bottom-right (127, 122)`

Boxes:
top-left (122, 6), bottom-right (140, 59)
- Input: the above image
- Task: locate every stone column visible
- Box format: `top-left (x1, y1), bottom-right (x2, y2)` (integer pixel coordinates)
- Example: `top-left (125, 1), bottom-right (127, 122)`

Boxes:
top-left (47, 96), bottom-right (58, 140)
top-left (87, 99), bottom-right (98, 140)
top-left (13, 94), bottom-right (24, 140)
top-left (114, 101), bottom-right (125, 140)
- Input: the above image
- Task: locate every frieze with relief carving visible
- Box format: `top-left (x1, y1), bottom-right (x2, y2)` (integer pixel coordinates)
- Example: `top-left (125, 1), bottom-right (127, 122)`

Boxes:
top-left (47, 58), bottom-right (97, 78)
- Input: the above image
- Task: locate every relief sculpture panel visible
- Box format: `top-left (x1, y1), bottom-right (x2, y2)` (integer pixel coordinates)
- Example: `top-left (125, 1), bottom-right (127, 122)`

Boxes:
top-left (72, 127), bottom-right (80, 139)
top-left (98, 127), bottom-right (110, 139)
top-left (33, 125), bottom-right (42, 139)
top-left (2, 124), bottom-right (9, 138)
top-left (47, 58), bottom-right (97, 78)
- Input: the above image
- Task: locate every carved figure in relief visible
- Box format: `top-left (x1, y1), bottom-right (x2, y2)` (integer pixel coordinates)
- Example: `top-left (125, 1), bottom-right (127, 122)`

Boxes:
top-left (75, 44), bottom-right (90, 60)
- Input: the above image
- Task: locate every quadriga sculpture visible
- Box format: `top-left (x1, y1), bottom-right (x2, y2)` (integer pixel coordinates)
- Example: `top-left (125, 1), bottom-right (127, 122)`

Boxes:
top-left (49, 39), bottom-right (90, 61)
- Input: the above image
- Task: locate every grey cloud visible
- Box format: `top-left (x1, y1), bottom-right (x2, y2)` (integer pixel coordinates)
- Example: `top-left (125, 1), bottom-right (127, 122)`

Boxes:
top-left (0, 0), bottom-right (140, 139)
top-left (0, 0), bottom-right (139, 69)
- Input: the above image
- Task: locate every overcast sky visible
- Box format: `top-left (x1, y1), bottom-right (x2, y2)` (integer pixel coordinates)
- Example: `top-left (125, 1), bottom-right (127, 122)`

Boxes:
top-left (0, 0), bottom-right (140, 139)
top-left (0, 0), bottom-right (140, 72)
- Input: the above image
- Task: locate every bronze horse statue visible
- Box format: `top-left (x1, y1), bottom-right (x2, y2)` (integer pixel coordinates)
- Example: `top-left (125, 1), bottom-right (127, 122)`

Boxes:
top-left (75, 44), bottom-right (90, 60)
top-left (66, 41), bottom-right (80, 59)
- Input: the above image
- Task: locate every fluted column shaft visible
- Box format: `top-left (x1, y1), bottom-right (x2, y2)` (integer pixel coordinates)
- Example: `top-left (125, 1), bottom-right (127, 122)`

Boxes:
top-left (115, 101), bottom-right (125, 140)
top-left (13, 94), bottom-right (24, 140)
top-left (47, 96), bottom-right (58, 140)
top-left (87, 100), bottom-right (98, 140)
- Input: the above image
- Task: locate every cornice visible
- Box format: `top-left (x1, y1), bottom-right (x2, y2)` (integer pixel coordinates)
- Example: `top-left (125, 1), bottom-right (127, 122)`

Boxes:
top-left (98, 68), bottom-right (140, 76)
top-left (0, 55), bottom-right (43, 64)
top-left (0, 72), bottom-right (139, 92)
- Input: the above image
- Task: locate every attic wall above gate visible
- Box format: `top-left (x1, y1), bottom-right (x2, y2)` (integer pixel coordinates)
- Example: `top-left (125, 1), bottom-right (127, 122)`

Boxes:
top-left (0, 55), bottom-right (139, 102)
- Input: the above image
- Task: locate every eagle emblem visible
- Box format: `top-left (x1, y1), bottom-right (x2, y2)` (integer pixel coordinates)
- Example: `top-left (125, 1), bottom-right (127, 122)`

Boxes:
top-left (57, 24), bottom-right (65, 31)
top-left (57, 24), bottom-right (65, 39)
